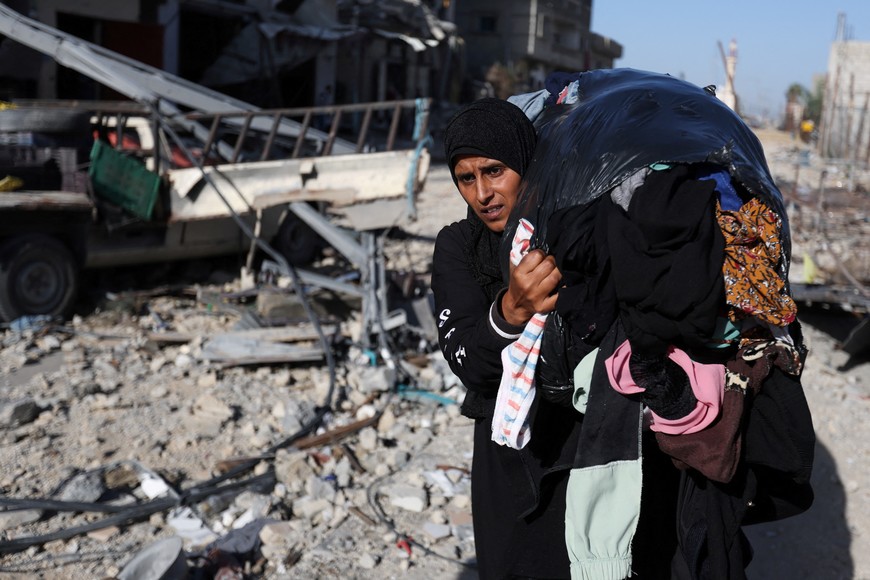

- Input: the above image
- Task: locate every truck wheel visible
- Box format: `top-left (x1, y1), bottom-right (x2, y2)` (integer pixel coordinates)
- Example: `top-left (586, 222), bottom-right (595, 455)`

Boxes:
top-left (0, 234), bottom-right (79, 323)
top-left (274, 213), bottom-right (322, 267)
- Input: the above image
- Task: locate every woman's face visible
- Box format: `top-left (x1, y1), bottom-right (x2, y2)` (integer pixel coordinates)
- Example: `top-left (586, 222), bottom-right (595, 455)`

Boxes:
top-left (453, 155), bottom-right (522, 233)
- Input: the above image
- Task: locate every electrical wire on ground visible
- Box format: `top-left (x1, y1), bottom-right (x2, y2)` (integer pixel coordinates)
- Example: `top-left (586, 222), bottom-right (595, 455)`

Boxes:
top-left (365, 446), bottom-right (477, 572)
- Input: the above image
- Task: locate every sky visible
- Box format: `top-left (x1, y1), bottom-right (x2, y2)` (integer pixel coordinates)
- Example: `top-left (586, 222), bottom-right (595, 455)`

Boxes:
top-left (592, 1), bottom-right (870, 120)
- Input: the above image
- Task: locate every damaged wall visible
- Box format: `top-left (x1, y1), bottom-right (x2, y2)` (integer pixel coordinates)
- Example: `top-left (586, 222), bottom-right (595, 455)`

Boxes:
top-left (452, 0), bottom-right (622, 97)
top-left (820, 40), bottom-right (870, 162)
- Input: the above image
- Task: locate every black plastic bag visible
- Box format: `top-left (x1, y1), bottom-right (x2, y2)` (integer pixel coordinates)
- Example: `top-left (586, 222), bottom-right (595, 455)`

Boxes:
top-left (502, 68), bottom-right (790, 280)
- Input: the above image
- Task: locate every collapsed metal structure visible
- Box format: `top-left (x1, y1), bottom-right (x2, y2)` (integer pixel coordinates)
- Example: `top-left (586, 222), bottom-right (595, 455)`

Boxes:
top-left (0, 4), bottom-right (432, 344)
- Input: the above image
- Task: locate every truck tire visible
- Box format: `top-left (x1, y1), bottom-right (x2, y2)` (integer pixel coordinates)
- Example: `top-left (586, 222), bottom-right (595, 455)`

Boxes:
top-left (273, 213), bottom-right (322, 267)
top-left (0, 234), bottom-right (79, 323)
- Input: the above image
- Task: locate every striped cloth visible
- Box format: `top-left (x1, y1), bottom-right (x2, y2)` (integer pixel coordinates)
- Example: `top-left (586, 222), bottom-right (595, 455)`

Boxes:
top-left (491, 219), bottom-right (547, 449)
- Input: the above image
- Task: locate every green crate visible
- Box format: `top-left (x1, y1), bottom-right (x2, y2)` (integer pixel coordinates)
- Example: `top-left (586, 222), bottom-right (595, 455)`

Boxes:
top-left (88, 139), bottom-right (160, 220)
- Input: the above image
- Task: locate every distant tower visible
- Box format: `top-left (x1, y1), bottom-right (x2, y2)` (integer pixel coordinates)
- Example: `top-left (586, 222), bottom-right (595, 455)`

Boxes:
top-left (717, 38), bottom-right (738, 113)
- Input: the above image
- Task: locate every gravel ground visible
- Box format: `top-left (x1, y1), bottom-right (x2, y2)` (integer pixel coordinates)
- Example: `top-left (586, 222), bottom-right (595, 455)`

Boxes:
top-left (0, 128), bottom-right (867, 579)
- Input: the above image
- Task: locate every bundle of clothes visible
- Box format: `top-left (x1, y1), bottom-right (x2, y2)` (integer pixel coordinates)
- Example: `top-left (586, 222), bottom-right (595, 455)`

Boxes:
top-left (492, 69), bottom-right (815, 579)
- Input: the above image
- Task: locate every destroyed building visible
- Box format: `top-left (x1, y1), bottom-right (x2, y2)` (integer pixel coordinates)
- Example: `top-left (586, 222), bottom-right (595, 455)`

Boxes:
top-left (0, 0), bottom-right (454, 110)
top-left (450, 0), bottom-right (622, 98)
top-left (818, 37), bottom-right (870, 162)
top-left (0, 0), bottom-right (622, 111)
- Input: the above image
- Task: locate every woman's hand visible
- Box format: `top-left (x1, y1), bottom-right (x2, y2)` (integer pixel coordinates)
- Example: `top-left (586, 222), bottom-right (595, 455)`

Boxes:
top-left (500, 249), bottom-right (562, 326)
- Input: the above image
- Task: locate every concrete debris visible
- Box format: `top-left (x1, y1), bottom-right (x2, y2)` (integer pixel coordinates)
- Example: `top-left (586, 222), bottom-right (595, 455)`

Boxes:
top-left (167, 507), bottom-right (218, 547)
top-left (55, 470), bottom-right (104, 503)
top-left (385, 484), bottom-right (429, 513)
top-left (422, 521), bottom-right (451, 541)
top-left (0, 397), bottom-right (39, 428)
top-left (0, 508), bottom-right (42, 531)
top-left (422, 469), bottom-right (461, 497)
top-left (0, 273), bottom-right (480, 579)
top-left (358, 552), bottom-right (379, 569)
top-left (86, 526), bottom-right (120, 542)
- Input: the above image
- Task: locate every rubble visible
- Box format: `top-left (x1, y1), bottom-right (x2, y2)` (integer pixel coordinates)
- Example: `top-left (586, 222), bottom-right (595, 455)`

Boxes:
top-left (0, 165), bottom-right (478, 578)
top-left (0, 398), bottom-right (38, 428)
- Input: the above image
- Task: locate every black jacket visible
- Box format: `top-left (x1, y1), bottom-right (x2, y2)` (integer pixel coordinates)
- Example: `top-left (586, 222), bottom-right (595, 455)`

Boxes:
top-left (432, 217), bottom-right (581, 579)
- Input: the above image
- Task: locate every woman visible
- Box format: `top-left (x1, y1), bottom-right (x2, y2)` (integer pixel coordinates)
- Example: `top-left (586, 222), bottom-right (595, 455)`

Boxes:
top-left (431, 98), bottom-right (578, 579)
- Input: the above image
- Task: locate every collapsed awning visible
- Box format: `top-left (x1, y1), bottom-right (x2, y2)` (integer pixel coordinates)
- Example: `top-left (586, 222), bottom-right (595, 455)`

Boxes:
top-left (199, 21), bottom-right (361, 86)
top-left (197, 0), bottom-right (454, 85)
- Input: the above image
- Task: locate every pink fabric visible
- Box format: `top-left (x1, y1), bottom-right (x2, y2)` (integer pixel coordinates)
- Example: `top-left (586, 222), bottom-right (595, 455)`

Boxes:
top-left (605, 340), bottom-right (725, 435)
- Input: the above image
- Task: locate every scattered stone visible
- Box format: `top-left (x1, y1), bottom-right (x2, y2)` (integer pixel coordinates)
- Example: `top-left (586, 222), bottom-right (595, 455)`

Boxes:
top-left (174, 353), bottom-right (193, 368)
top-left (423, 470), bottom-right (457, 497)
top-left (292, 496), bottom-right (331, 521)
top-left (197, 372), bottom-right (218, 389)
top-left (36, 335), bottom-right (62, 351)
top-left (429, 509), bottom-right (448, 524)
top-left (386, 484), bottom-right (428, 512)
top-left (355, 404), bottom-right (378, 420)
top-left (358, 552), bottom-right (378, 569)
top-left (0, 508), bottom-right (42, 530)
top-left (377, 407), bottom-right (397, 434)
top-left (86, 526), bottom-right (119, 542)
top-left (354, 366), bottom-right (397, 394)
top-left (167, 507), bottom-right (217, 547)
top-left (0, 398), bottom-right (39, 428)
top-left (422, 521), bottom-right (451, 541)
top-left (450, 494), bottom-right (470, 509)
top-left (193, 393), bottom-right (233, 422)
top-left (149, 356), bottom-right (167, 373)
top-left (259, 521), bottom-right (294, 546)
top-left (56, 470), bottom-right (104, 503)
top-left (275, 449), bottom-right (316, 493)
top-left (358, 427), bottom-right (378, 451)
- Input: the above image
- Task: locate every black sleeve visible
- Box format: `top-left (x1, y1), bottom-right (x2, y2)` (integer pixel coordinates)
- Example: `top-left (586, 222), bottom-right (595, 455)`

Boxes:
top-left (431, 222), bottom-right (523, 394)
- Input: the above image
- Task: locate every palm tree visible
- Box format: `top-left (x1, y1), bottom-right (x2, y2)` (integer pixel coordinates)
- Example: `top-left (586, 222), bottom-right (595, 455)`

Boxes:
top-left (786, 83), bottom-right (807, 105)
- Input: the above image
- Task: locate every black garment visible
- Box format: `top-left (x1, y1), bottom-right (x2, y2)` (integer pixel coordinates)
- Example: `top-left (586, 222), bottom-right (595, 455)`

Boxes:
top-left (545, 196), bottom-right (618, 345)
top-left (669, 353), bottom-right (815, 580)
top-left (635, 432), bottom-right (683, 579)
top-left (432, 217), bottom-right (581, 579)
top-left (432, 218), bottom-right (515, 418)
top-left (472, 404), bottom-right (580, 580)
top-left (629, 353), bottom-right (698, 420)
top-left (607, 165), bottom-right (726, 355)
top-left (464, 207), bottom-right (505, 307)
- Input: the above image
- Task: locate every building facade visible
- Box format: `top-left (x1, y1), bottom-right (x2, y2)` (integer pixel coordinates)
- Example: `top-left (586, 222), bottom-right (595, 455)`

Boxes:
top-left (1, 0), bottom-right (622, 110)
top-left (451, 0), bottom-right (622, 99)
top-left (819, 40), bottom-right (870, 162)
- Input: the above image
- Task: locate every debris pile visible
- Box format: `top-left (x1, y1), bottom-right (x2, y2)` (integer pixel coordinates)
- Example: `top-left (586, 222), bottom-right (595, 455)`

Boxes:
top-left (762, 129), bottom-right (870, 362)
top-left (0, 279), bottom-right (481, 578)
top-left (766, 135), bottom-right (870, 294)
top-left (0, 165), bottom-right (479, 578)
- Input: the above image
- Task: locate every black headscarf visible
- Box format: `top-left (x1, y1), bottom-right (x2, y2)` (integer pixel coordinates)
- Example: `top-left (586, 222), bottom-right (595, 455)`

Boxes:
top-left (444, 97), bottom-right (537, 183)
top-left (442, 98), bottom-right (537, 300)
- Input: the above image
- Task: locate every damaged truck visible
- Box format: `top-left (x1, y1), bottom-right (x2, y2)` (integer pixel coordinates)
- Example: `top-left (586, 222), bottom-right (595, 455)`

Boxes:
top-left (0, 5), bottom-right (431, 325)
